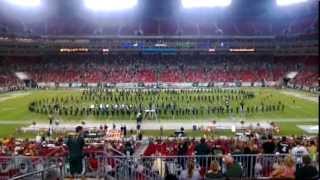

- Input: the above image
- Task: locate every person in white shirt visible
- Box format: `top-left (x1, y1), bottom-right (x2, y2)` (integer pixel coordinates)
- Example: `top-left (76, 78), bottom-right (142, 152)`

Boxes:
top-left (291, 140), bottom-right (309, 164)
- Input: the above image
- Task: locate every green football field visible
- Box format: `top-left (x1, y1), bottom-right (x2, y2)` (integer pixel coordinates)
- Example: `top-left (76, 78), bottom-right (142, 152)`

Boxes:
top-left (0, 88), bottom-right (318, 138)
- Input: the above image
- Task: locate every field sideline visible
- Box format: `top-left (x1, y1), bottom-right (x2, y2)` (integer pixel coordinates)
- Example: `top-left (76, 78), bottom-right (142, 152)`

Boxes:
top-left (0, 88), bottom-right (318, 138)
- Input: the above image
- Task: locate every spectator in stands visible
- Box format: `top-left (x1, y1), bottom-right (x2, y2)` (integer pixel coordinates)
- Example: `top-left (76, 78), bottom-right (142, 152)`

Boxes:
top-left (291, 139), bottom-right (309, 165)
top-left (277, 136), bottom-right (289, 154)
top-left (223, 154), bottom-right (242, 179)
top-left (282, 155), bottom-right (296, 178)
top-left (262, 134), bottom-right (275, 154)
top-left (195, 138), bottom-right (210, 167)
top-left (295, 155), bottom-right (318, 180)
top-left (179, 160), bottom-right (201, 180)
top-left (152, 151), bottom-right (166, 177)
top-left (307, 140), bottom-right (317, 162)
top-left (178, 140), bottom-right (188, 169)
top-left (88, 154), bottom-right (98, 172)
top-left (271, 155), bottom-right (295, 179)
top-left (124, 141), bottom-right (134, 156)
top-left (66, 126), bottom-right (85, 179)
top-left (205, 161), bottom-right (225, 180)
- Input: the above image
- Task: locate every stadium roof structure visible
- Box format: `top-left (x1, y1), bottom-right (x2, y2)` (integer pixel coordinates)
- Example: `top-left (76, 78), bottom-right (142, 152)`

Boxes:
top-left (0, 0), bottom-right (315, 17)
top-left (5, 0), bottom-right (41, 7)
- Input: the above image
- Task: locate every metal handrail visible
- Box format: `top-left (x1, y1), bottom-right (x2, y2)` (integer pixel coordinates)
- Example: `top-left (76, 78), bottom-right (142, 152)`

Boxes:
top-left (9, 165), bottom-right (59, 180)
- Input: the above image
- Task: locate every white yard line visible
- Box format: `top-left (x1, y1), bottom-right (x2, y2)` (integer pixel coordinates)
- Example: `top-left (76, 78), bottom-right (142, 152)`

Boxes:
top-left (280, 90), bottom-right (318, 103)
top-left (0, 92), bottom-right (30, 102)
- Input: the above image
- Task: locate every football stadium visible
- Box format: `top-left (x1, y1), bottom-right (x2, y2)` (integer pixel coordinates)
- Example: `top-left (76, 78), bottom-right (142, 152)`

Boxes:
top-left (0, 0), bottom-right (318, 179)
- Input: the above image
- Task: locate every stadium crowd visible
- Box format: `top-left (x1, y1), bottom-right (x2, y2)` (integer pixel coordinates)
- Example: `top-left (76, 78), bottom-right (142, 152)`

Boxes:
top-left (0, 125), bottom-right (318, 179)
top-left (0, 55), bottom-right (318, 89)
top-left (143, 135), bottom-right (318, 178)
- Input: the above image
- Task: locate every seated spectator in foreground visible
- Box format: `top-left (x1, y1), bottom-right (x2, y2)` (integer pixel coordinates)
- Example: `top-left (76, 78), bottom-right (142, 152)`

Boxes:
top-left (179, 160), bottom-right (201, 180)
top-left (295, 155), bottom-right (318, 180)
top-left (223, 154), bottom-right (242, 179)
top-left (205, 161), bottom-right (225, 180)
top-left (271, 155), bottom-right (295, 179)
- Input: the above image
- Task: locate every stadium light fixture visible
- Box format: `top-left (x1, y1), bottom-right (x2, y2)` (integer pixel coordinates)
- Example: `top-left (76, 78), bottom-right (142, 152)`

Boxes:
top-left (276, 0), bottom-right (308, 6)
top-left (5, 0), bottom-right (41, 7)
top-left (84, 0), bottom-right (138, 11)
top-left (181, 0), bottom-right (232, 8)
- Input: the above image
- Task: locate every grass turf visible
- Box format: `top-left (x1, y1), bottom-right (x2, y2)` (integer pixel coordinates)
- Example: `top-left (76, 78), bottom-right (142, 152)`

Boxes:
top-left (0, 88), bottom-right (318, 138)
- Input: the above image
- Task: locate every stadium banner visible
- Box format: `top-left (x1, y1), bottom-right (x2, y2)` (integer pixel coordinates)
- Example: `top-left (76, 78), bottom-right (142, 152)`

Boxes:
top-left (253, 82), bottom-right (262, 87)
top-left (37, 82), bottom-right (45, 87)
top-left (265, 81), bottom-right (277, 87)
top-left (144, 83), bottom-right (157, 88)
top-left (88, 83), bottom-right (98, 87)
top-left (59, 83), bottom-right (69, 88)
top-left (115, 83), bottom-right (138, 88)
top-left (198, 83), bottom-right (209, 87)
top-left (214, 82), bottom-right (224, 87)
top-left (71, 82), bottom-right (82, 88)
top-left (37, 82), bottom-right (55, 88)
top-left (105, 130), bottom-right (123, 140)
top-left (226, 82), bottom-right (236, 87)
top-left (157, 83), bottom-right (193, 88)
top-left (241, 82), bottom-right (251, 87)
top-left (105, 83), bottom-right (116, 88)
top-left (166, 83), bottom-right (193, 88)
top-left (48, 82), bottom-right (55, 87)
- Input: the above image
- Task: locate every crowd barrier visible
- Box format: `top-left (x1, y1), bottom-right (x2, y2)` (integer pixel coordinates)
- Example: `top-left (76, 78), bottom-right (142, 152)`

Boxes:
top-left (0, 156), bottom-right (63, 180)
top-left (2, 153), bottom-right (317, 180)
